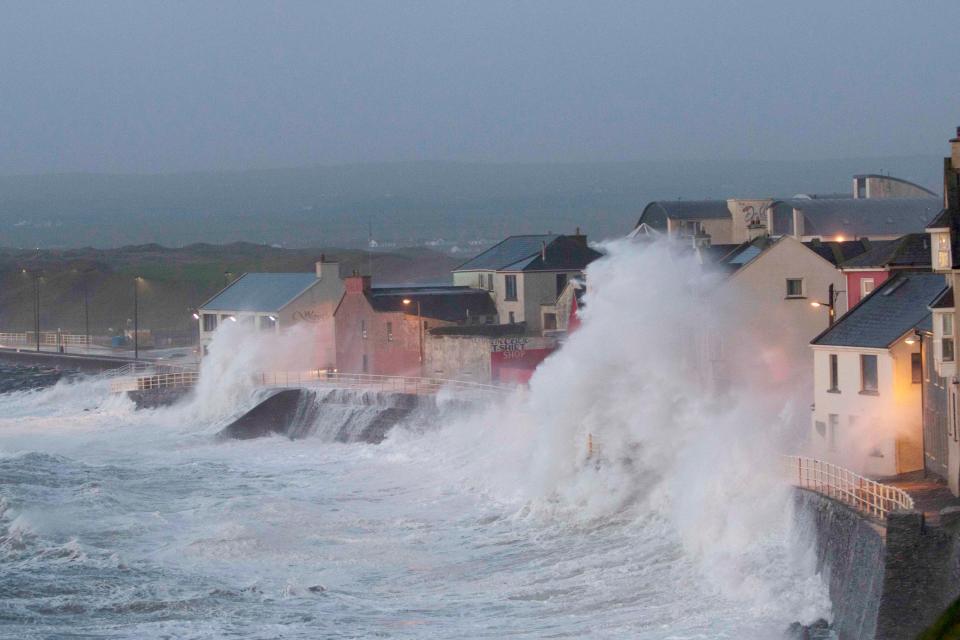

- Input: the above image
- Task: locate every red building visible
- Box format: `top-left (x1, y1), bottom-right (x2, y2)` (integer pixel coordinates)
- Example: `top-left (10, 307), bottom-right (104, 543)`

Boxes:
top-left (334, 275), bottom-right (496, 376)
top-left (839, 234), bottom-right (931, 308)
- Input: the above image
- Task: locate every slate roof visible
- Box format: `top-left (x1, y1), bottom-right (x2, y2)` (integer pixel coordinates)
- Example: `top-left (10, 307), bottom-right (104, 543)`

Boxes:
top-left (811, 272), bottom-right (947, 349)
top-left (455, 235), bottom-right (601, 272)
top-left (802, 240), bottom-right (870, 266)
top-left (839, 233), bottom-right (931, 269)
top-left (635, 200), bottom-right (729, 229)
top-left (931, 286), bottom-right (954, 310)
top-left (776, 197), bottom-right (941, 238)
top-left (200, 273), bottom-right (319, 312)
top-left (367, 286), bottom-right (496, 323)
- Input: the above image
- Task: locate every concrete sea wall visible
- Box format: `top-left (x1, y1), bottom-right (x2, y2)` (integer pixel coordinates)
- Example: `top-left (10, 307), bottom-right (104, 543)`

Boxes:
top-left (795, 489), bottom-right (960, 639)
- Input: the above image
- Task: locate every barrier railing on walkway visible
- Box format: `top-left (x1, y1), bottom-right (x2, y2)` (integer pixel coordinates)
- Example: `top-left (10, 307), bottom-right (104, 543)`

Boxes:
top-left (784, 455), bottom-right (915, 519)
top-left (257, 370), bottom-right (512, 397)
top-left (109, 367), bottom-right (513, 397)
top-left (0, 332), bottom-right (90, 346)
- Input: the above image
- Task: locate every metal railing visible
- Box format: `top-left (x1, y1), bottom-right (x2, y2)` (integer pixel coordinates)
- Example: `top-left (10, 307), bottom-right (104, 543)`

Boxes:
top-left (784, 455), bottom-right (915, 519)
top-left (256, 370), bottom-right (513, 396)
top-left (0, 332), bottom-right (91, 346)
top-left (108, 367), bottom-right (513, 397)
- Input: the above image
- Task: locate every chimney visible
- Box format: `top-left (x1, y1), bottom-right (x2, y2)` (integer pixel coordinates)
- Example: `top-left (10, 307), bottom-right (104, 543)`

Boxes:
top-left (345, 274), bottom-right (371, 294)
top-left (541, 240), bottom-right (547, 262)
top-left (315, 254), bottom-right (338, 280)
top-left (572, 227), bottom-right (588, 247)
top-left (952, 127), bottom-right (960, 172)
top-left (791, 207), bottom-right (805, 238)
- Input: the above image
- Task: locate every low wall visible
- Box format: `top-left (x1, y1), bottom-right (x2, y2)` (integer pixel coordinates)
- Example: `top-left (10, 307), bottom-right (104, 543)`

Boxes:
top-left (795, 489), bottom-right (960, 640)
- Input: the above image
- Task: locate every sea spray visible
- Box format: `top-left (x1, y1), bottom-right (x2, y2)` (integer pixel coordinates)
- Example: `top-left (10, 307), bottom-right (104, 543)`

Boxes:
top-left (391, 237), bottom-right (832, 624)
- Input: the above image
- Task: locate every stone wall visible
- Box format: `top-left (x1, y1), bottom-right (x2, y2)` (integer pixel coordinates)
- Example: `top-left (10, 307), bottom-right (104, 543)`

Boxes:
top-left (795, 489), bottom-right (960, 640)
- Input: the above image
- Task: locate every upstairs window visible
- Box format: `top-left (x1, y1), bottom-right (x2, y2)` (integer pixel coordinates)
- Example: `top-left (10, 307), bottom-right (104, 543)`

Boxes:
top-left (386, 321), bottom-right (393, 342)
top-left (935, 232), bottom-right (952, 270)
top-left (202, 313), bottom-right (217, 332)
top-left (486, 273), bottom-right (494, 291)
top-left (556, 273), bottom-right (568, 297)
top-left (860, 278), bottom-right (875, 298)
top-left (543, 313), bottom-right (557, 331)
top-left (912, 352), bottom-right (923, 384)
top-left (505, 275), bottom-right (518, 301)
top-left (361, 319), bottom-right (367, 340)
top-left (828, 354), bottom-right (839, 392)
top-left (943, 313), bottom-right (955, 362)
top-left (786, 278), bottom-right (803, 298)
top-left (860, 354), bottom-right (878, 394)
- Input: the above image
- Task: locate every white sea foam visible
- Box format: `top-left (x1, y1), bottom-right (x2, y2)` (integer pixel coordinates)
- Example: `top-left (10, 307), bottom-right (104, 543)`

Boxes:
top-left (0, 237), bottom-right (831, 638)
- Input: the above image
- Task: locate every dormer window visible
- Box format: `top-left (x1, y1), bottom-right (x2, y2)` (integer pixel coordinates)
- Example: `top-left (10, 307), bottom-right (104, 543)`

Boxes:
top-left (934, 310), bottom-right (956, 378)
top-left (933, 231), bottom-right (952, 271)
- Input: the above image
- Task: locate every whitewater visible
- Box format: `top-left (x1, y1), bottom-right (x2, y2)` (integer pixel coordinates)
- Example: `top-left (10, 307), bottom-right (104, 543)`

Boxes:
top-left (0, 240), bottom-right (833, 639)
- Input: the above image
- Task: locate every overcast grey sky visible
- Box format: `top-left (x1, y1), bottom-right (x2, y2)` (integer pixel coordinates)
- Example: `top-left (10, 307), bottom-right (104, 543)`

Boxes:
top-left (1, 0), bottom-right (958, 174)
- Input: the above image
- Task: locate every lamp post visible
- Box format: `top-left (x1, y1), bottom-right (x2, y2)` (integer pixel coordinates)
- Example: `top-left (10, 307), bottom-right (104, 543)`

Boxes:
top-left (23, 269), bottom-right (41, 352)
top-left (402, 298), bottom-right (423, 372)
top-left (810, 283), bottom-right (844, 327)
top-left (133, 276), bottom-right (142, 360)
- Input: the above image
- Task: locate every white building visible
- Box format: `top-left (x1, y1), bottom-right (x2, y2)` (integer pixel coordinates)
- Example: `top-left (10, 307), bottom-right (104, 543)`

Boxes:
top-left (197, 260), bottom-right (343, 368)
top-left (809, 272), bottom-right (946, 477)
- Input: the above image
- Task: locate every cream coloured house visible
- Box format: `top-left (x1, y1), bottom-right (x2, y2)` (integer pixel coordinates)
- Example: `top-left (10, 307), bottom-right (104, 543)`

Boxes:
top-left (809, 272), bottom-right (946, 477)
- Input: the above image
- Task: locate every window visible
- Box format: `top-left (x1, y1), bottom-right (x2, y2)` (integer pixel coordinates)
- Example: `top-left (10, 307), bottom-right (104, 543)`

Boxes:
top-left (259, 315), bottom-right (276, 332)
top-left (936, 231), bottom-right (952, 269)
top-left (860, 354), bottom-right (878, 394)
top-left (860, 278), bottom-right (875, 298)
top-left (556, 273), bottom-right (567, 297)
top-left (386, 321), bottom-right (393, 342)
top-left (828, 354), bottom-right (839, 392)
top-left (508, 311), bottom-right (515, 324)
top-left (362, 354), bottom-right (368, 373)
top-left (202, 313), bottom-right (217, 332)
top-left (911, 352), bottom-right (922, 384)
top-left (827, 414), bottom-right (839, 451)
top-left (943, 314), bottom-right (955, 362)
top-left (543, 313), bottom-right (557, 331)
top-left (505, 275), bottom-right (518, 301)
top-left (361, 319), bottom-right (367, 340)
top-left (786, 278), bottom-right (803, 298)
top-left (486, 273), bottom-right (493, 291)
top-left (478, 274), bottom-right (484, 288)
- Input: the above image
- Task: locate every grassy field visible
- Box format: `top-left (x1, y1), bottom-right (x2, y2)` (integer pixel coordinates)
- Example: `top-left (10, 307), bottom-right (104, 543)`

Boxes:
top-left (0, 242), bottom-right (459, 341)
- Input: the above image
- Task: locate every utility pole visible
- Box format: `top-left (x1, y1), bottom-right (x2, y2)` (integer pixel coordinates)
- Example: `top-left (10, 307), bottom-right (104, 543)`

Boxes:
top-left (133, 277), bottom-right (140, 360)
top-left (34, 273), bottom-right (40, 352)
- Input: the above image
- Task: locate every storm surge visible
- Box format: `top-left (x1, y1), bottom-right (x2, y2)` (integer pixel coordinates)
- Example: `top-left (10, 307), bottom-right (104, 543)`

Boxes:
top-left (0, 239), bottom-right (832, 639)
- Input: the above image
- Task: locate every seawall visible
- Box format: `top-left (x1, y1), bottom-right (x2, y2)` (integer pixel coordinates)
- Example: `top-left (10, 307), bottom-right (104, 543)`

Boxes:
top-left (795, 489), bottom-right (960, 639)
top-left (0, 348), bottom-right (134, 374)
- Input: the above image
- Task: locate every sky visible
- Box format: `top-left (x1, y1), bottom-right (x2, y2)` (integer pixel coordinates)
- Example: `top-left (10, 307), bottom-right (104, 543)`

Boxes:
top-left (1, 0), bottom-right (958, 174)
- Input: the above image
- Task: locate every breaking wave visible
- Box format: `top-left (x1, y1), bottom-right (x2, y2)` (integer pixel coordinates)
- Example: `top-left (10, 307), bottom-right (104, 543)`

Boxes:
top-left (0, 238), bottom-right (831, 638)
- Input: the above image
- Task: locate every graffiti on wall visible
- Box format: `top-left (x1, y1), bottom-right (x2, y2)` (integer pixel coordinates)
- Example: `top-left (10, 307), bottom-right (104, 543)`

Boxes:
top-left (292, 309), bottom-right (325, 324)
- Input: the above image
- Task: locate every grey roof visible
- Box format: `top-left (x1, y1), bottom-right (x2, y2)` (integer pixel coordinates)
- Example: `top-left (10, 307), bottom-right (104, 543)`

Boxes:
top-left (839, 233), bottom-right (931, 269)
top-left (811, 272), bottom-right (947, 349)
top-left (200, 273), bottom-right (319, 312)
top-left (852, 174), bottom-right (938, 198)
top-left (367, 286), bottom-right (496, 322)
top-left (455, 234), bottom-right (600, 272)
top-left (802, 239), bottom-right (870, 266)
top-left (636, 200), bottom-right (729, 229)
top-left (776, 197), bottom-right (941, 238)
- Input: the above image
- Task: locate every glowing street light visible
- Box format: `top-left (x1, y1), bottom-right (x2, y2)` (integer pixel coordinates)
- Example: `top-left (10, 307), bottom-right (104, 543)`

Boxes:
top-left (810, 283), bottom-right (844, 327)
top-left (402, 298), bottom-right (424, 369)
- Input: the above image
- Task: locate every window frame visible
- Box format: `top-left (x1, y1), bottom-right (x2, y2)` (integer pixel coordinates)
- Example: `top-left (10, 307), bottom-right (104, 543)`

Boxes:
top-left (911, 352), bottom-right (922, 384)
top-left (202, 313), bottom-right (218, 332)
top-left (504, 274), bottom-right (518, 301)
top-left (860, 353), bottom-right (879, 394)
top-left (828, 353), bottom-right (839, 392)
top-left (860, 278), bottom-right (875, 298)
top-left (785, 278), bottom-right (804, 298)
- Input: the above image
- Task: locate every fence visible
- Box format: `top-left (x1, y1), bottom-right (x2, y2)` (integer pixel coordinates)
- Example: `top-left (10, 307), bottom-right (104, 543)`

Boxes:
top-left (783, 455), bottom-right (915, 519)
top-left (109, 367), bottom-right (513, 397)
top-left (257, 370), bottom-right (513, 397)
top-left (0, 332), bottom-right (90, 347)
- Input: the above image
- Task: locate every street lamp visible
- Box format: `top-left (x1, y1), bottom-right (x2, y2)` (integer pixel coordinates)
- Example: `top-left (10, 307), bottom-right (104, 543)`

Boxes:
top-left (23, 269), bottom-right (41, 352)
top-left (810, 283), bottom-right (844, 327)
top-left (402, 298), bottom-right (423, 370)
top-left (133, 276), bottom-right (143, 360)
